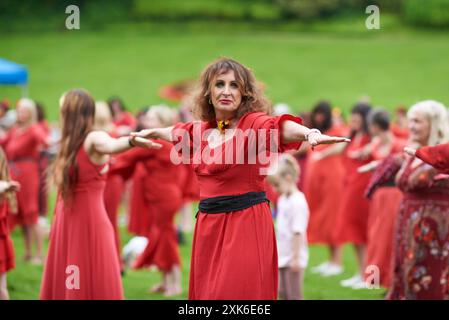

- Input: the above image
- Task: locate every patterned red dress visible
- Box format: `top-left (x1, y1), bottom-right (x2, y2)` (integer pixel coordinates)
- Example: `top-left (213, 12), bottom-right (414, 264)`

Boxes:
top-left (388, 157), bottom-right (449, 299)
top-left (333, 134), bottom-right (372, 244)
top-left (40, 146), bottom-right (123, 299)
top-left (172, 112), bottom-right (303, 300)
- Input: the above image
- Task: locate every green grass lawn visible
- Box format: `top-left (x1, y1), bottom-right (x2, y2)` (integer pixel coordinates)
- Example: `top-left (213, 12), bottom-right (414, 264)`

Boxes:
top-left (7, 201), bottom-right (386, 300)
top-left (1, 20), bottom-right (449, 119)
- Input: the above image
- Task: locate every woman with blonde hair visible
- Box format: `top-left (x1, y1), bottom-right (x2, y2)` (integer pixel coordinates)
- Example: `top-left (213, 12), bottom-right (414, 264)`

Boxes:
top-left (384, 100), bottom-right (449, 299)
top-left (40, 89), bottom-right (159, 300)
top-left (0, 98), bottom-right (48, 264)
top-left (133, 58), bottom-right (349, 299)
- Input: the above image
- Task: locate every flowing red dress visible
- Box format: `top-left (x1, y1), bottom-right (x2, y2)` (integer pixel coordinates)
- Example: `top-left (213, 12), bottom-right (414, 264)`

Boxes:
top-left (1, 125), bottom-right (47, 228)
top-left (127, 164), bottom-right (151, 236)
top-left (0, 200), bottom-right (14, 274)
top-left (110, 141), bottom-right (183, 272)
top-left (364, 139), bottom-right (405, 288)
top-left (333, 134), bottom-right (372, 245)
top-left (40, 147), bottom-right (123, 300)
top-left (172, 112), bottom-right (303, 300)
top-left (304, 125), bottom-right (346, 245)
top-left (388, 158), bottom-right (449, 299)
top-left (416, 143), bottom-right (449, 174)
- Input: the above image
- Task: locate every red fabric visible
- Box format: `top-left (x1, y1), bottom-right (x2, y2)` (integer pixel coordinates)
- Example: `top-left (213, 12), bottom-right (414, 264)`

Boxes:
top-left (388, 158), bottom-right (449, 299)
top-left (1, 125), bottom-right (47, 227)
top-left (0, 200), bottom-right (15, 273)
top-left (391, 124), bottom-right (409, 140)
top-left (365, 186), bottom-right (402, 288)
top-left (333, 134), bottom-right (372, 244)
top-left (40, 147), bottom-right (123, 299)
top-left (113, 112), bottom-right (136, 129)
top-left (103, 174), bottom-right (125, 267)
top-left (172, 112), bottom-right (302, 300)
top-left (127, 165), bottom-right (151, 236)
top-left (110, 142), bottom-right (183, 271)
top-left (304, 125), bottom-right (345, 245)
top-left (416, 143), bottom-right (449, 174)
top-left (179, 163), bottom-right (200, 201)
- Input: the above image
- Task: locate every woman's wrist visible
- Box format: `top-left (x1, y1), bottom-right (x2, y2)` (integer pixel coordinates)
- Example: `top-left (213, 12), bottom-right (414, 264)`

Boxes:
top-left (128, 136), bottom-right (136, 147)
top-left (304, 128), bottom-right (321, 142)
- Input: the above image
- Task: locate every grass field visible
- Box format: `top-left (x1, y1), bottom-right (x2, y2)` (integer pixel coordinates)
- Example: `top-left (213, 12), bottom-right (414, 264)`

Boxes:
top-left (1, 18), bottom-right (447, 300)
top-left (1, 19), bottom-right (449, 119)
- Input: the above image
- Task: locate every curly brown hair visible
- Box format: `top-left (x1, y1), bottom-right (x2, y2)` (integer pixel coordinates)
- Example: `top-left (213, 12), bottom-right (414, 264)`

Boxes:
top-left (192, 58), bottom-right (272, 122)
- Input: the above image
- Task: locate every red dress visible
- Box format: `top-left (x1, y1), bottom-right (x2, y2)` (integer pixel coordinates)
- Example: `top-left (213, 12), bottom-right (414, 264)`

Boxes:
top-left (127, 164), bottom-right (151, 236)
top-left (304, 125), bottom-right (346, 245)
top-left (1, 125), bottom-right (47, 227)
top-left (0, 200), bottom-right (14, 273)
top-left (364, 139), bottom-right (405, 288)
top-left (388, 158), bottom-right (449, 299)
top-left (110, 141), bottom-right (183, 272)
top-left (40, 147), bottom-right (123, 300)
top-left (114, 112), bottom-right (136, 130)
top-left (416, 143), bottom-right (449, 174)
top-left (333, 134), bottom-right (372, 244)
top-left (172, 112), bottom-right (303, 300)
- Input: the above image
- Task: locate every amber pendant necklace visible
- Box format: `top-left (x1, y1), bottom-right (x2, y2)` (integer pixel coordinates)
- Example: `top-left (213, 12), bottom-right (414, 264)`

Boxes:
top-left (216, 119), bottom-right (232, 134)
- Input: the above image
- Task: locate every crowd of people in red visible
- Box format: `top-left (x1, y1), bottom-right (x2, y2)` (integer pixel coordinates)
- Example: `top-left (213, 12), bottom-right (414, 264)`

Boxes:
top-left (0, 58), bottom-right (448, 300)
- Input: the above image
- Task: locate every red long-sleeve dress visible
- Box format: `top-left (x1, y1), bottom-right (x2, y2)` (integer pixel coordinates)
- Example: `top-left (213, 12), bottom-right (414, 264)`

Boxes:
top-left (172, 112), bottom-right (303, 300)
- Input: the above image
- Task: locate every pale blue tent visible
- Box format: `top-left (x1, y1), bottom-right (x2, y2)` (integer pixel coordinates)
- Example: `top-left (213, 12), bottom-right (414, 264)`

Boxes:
top-left (0, 58), bottom-right (28, 97)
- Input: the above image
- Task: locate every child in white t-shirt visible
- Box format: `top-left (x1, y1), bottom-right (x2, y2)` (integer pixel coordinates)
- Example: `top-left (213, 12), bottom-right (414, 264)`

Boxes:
top-left (268, 153), bottom-right (309, 300)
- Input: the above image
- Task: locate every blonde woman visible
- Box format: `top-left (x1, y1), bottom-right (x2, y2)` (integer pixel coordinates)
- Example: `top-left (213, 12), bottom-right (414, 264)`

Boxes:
top-left (387, 100), bottom-right (449, 299)
top-left (0, 98), bottom-right (49, 264)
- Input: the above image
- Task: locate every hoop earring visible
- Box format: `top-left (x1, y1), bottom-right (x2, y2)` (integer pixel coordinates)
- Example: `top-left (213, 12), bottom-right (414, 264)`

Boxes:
top-left (209, 98), bottom-right (212, 105)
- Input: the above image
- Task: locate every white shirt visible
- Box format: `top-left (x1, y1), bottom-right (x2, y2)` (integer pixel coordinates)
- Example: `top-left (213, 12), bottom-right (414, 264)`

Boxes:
top-left (276, 190), bottom-right (309, 268)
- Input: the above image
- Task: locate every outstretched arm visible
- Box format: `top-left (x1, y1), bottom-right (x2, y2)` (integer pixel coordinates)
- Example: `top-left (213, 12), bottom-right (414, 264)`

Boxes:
top-left (282, 120), bottom-right (350, 147)
top-left (130, 126), bottom-right (174, 142)
top-left (87, 131), bottom-right (162, 155)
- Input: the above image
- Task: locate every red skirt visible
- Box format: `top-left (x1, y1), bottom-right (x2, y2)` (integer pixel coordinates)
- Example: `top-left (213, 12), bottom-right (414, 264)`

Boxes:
top-left (189, 202), bottom-right (277, 300)
top-left (104, 174), bottom-right (125, 266)
top-left (0, 201), bottom-right (15, 273)
top-left (127, 165), bottom-right (152, 236)
top-left (9, 160), bottom-right (39, 227)
top-left (364, 187), bottom-right (402, 288)
top-left (304, 154), bottom-right (344, 245)
top-left (133, 196), bottom-right (183, 272)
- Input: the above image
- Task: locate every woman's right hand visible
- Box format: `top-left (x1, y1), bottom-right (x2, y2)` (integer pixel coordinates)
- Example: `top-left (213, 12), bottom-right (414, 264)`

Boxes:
top-left (131, 126), bottom-right (174, 142)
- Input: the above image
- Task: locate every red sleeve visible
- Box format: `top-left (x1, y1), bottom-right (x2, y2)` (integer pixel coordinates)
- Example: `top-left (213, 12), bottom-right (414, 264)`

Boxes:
top-left (365, 154), bottom-right (403, 199)
top-left (416, 143), bottom-right (449, 173)
top-left (109, 147), bottom-right (156, 180)
top-left (244, 112), bottom-right (303, 153)
top-left (171, 121), bottom-right (200, 162)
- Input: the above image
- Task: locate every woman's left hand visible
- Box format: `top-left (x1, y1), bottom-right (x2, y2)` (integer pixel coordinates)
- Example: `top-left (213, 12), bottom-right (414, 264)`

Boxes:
top-left (307, 132), bottom-right (350, 148)
top-left (130, 136), bottom-right (163, 149)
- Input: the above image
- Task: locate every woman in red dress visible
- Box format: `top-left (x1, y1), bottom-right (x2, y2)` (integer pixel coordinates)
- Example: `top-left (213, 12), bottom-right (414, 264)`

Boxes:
top-left (40, 89), bottom-right (159, 300)
top-left (0, 147), bottom-right (20, 300)
top-left (0, 98), bottom-right (48, 264)
top-left (332, 102), bottom-right (373, 288)
top-left (387, 100), bottom-right (449, 299)
top-left (303, 101), bottom-right (346, 277)
top-left (358, 108), bottom-right (406, 289)
top-left (112, 106), bottom-right (183, 296)
top-left (133, 58), bottom-right (349, 299)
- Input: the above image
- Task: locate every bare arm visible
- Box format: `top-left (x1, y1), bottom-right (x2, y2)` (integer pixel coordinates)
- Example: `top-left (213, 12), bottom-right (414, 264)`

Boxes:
top-left (282, 120), bottom-right (350, 147)
top-left (130, 126), bottom-right (174, 142)
top-left (86, 131), bottom-right (162, 156)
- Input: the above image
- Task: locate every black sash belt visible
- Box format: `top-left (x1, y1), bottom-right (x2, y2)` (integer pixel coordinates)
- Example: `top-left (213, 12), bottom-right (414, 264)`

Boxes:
top-left (198, 191), bottom-right (269, 215)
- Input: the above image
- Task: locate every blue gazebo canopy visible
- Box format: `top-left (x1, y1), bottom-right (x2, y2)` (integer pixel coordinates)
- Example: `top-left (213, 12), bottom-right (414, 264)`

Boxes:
top-left (0, 58), bottom-right (28, 85)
